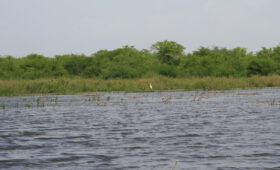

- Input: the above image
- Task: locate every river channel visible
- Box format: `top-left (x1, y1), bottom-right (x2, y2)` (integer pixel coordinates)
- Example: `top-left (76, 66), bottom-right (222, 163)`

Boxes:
top-left (0, 88), bottom-right (280, 169)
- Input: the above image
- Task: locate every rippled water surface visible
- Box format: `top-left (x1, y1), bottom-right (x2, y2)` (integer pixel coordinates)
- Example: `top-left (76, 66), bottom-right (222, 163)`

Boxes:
top-left (0, 88), bottom-right (280, 170)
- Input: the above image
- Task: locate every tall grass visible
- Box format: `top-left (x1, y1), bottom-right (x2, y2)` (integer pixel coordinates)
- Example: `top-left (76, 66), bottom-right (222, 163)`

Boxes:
top-left (1, 75), bottom-right (280, 96)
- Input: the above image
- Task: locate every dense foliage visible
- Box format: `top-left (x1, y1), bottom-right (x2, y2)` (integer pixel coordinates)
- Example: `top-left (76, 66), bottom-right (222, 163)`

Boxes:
top-left (1, 41), bottom-right (280, 79)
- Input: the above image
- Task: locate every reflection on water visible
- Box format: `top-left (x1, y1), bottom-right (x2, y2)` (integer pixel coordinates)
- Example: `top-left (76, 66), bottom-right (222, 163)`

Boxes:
top-left (0, 89), bottom-right (280, 170)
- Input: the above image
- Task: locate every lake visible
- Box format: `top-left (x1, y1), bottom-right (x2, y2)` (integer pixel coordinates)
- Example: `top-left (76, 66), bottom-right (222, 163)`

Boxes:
top-left (0, 88), bottom-right (280, 170)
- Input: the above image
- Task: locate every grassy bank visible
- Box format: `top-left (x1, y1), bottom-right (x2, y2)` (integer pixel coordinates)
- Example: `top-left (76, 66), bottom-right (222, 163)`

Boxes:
top-left (1, 75), bottom-right (280, 96)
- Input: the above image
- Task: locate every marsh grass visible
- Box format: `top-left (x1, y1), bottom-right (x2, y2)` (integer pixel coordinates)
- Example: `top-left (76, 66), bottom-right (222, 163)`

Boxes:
top-left (1, 75), bottom-right (280, 96)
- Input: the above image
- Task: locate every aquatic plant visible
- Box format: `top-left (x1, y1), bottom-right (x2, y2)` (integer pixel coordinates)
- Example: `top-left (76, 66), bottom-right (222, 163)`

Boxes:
top-left (0, 104), bottom-right (6, 110)
top-left (106, 96), bottom-right (111, 101)
top-left (170, 160), bottom-right (179, 170)
top-left (162, 96), bottom-right (172, 104)
top-left (24, 103), bottom-right (33, 108)
top-left (192, 91), bottom-right (208, 102)
top-left (36, 97), bottom-right (45, 107)
top-left (250, 99), bottom-right (280, 106)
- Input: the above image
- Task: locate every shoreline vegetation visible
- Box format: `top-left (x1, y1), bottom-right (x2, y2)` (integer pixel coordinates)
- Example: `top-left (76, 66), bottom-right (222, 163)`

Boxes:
top-left (1, 75), bottom-right (280, 96)
top-left (1, 40), bottom-right (280, 96)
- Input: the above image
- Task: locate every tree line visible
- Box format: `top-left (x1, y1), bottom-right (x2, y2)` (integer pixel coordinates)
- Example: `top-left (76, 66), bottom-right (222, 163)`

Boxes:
top-left (1, 41), bottom-right (280, 79)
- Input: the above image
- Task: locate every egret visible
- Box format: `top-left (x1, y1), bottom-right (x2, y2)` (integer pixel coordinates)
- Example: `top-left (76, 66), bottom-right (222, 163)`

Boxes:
top-left (149, 83), bottom-right (153, 90)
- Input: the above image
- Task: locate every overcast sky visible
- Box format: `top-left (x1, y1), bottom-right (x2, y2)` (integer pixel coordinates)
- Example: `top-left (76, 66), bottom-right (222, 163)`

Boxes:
top-left (0, 0), bottom-right (279, 57)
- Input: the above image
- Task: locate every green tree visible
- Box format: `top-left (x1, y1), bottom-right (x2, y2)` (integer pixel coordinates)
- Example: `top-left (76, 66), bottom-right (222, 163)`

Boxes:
top-left (98, 46), bottom-right (151, 79)
top-left (151, 40), bottom-right (185, 65)
top-left (20, 54), bottom-right (48, 79)
top-left (55, 54), bottom-right (88, 76)
top-left (247, 58), bottom-right (276, 76)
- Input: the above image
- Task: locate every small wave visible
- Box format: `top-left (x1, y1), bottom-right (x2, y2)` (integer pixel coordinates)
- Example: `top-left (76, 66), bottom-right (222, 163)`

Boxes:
top-left (242, 153), bottom-right (279, 157)
top-left (47, 156), bottom-right (83, 163)
top-left (19, 131), bottom-right (43, 136)
top-left (272, 143), bottom-right (280, 146)
top-left (0, 144), bottom-right (45, 150)
top-left (0, 159), bottom-right (29, 168)
top-left (35, 137), bottom-right (64, 140)
top-left (94, 154), bottom-right (117, 162)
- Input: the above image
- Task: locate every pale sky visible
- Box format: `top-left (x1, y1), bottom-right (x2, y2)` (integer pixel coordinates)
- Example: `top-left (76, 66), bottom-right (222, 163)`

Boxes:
top-left (0, 0), bottom-right (279, 57)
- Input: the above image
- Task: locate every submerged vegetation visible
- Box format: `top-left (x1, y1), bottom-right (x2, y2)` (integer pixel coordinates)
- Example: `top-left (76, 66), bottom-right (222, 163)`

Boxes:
top-left (1, 41), bottom-right (280, 96)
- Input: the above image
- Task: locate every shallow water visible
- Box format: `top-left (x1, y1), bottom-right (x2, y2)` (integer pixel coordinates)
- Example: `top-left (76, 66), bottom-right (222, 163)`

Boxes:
top-left (0, 89), bottom-right (280, 170)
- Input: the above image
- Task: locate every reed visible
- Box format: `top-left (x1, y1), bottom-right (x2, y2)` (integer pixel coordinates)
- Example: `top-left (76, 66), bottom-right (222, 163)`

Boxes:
top-left (0, 75), bottom-right (280, 96)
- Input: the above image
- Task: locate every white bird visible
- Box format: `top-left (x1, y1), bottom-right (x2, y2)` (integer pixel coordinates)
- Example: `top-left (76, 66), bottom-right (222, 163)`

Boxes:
top-left (149, 83), bottom-right (153, 90)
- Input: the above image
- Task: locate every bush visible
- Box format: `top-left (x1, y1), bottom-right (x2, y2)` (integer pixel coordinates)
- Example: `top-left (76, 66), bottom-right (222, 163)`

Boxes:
top-left (247, 58), bottom-right (276, 76)
top-left (1, 42), bottom-right (280, 80)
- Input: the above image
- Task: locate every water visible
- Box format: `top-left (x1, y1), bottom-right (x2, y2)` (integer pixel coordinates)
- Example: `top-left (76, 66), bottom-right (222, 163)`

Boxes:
top-left (0, 88), bottom-right (280, 170)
